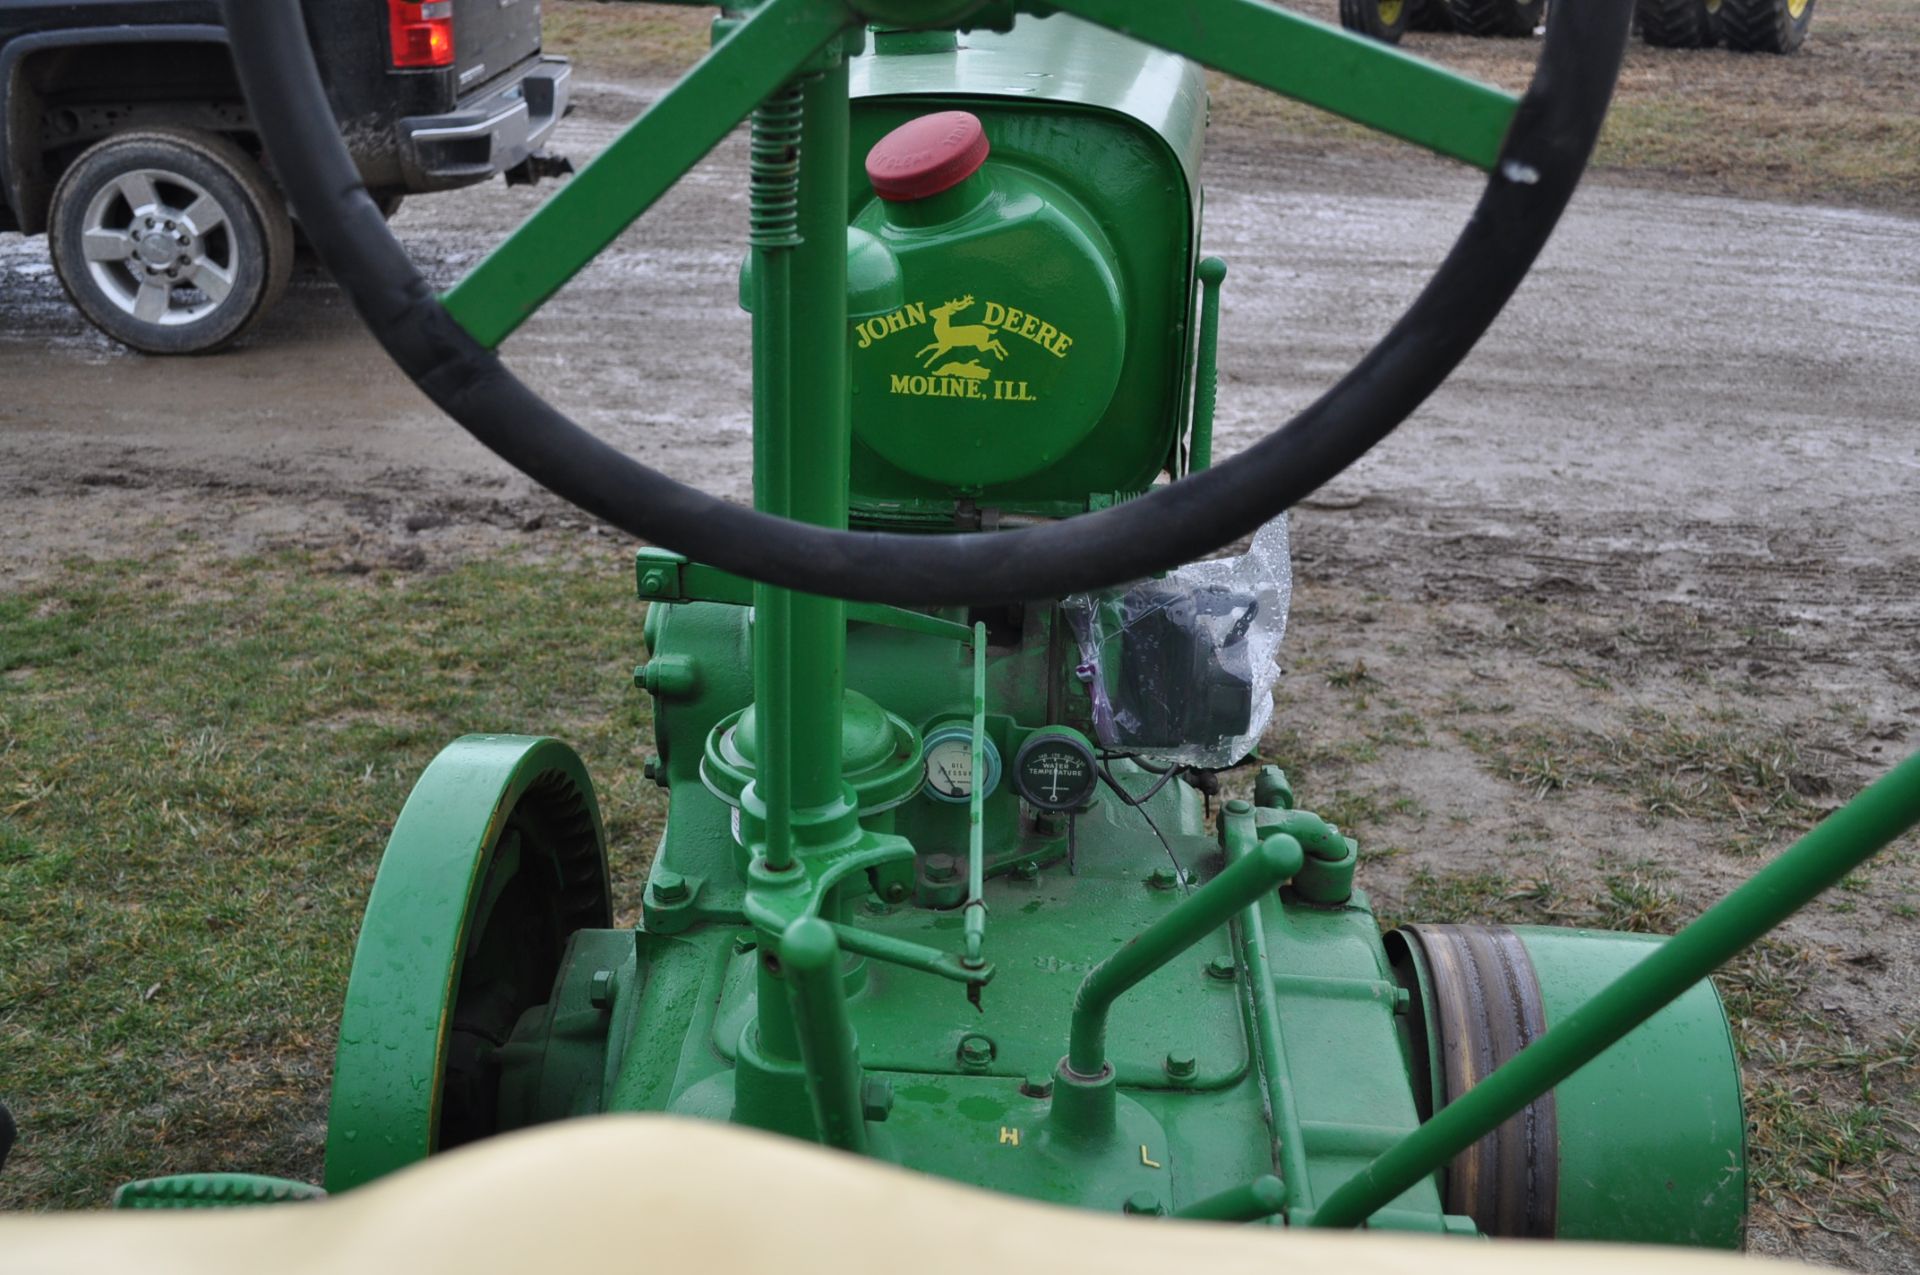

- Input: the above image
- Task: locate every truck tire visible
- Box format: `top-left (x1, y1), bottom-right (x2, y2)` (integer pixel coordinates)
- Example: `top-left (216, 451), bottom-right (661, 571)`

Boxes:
top-left (1719, 0), bottom-right (1812, 52)
top-left (1410, 0), bottom-right (1457, 31)
top-left (1444, 0), bottom-right (1545, 37)
top-left (48, 128), bottom-right (295, 355)
top-left (1339, 0), bottom-right (1411, 43)
top-left (1636, 0), bottom-right (1722, 46)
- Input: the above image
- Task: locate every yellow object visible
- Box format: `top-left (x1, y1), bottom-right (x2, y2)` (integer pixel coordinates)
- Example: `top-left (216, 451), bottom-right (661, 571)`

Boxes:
top-left (0, 1118), bottom-right (1837, 1275)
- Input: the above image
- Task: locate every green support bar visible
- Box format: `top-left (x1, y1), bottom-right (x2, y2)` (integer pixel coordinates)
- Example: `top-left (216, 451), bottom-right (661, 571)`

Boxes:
top-left (964, 621), bottom-right (989, 968)
top-left (1221, 804), bottom-right (1315, 1212)
top-left (1188, 256), bottom-right (1225, 474)
top-left (1049, 0), bottom-right (1519, 170)
top-left (1174, 1174), bottom-right (1287, 1223)
top-left (1308, 750), bottom-right (1920, 1229)
top-left (441, 0), bottom-right (852, 347)
top-left (1066, 833), bottom-right (1303, 1077)
top-left (780, 918), bottom-right (870, 1153)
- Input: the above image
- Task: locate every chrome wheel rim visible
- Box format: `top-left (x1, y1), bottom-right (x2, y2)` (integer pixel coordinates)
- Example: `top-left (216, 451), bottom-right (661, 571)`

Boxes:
top-left (79, 168), bottom-right (237, 326)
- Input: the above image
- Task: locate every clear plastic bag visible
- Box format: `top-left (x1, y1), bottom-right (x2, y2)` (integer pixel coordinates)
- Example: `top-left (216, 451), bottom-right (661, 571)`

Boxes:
top-left (1062, 515), bottom-right (1291, 768)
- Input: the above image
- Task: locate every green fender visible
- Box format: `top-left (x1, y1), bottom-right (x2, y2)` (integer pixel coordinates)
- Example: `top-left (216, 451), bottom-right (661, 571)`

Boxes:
top-left (325, 735), bottom-right (611, 1192)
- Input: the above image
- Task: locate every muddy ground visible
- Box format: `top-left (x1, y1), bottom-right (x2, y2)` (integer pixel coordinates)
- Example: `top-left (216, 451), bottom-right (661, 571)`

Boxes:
top-left (3, 72), bottom-right (1918, 1270)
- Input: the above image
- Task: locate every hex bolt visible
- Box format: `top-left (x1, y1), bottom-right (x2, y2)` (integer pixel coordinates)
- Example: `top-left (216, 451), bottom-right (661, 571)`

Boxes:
top-left (1012, 860), bottom-right (1040, 882)
top-left (731, 933), bottom-right (757, 956)
top-left (862, 896), bottom-right (890, 916)
top-left (861, 1077), bottom-right (894, 1122)
top-left (957, 1034), bottom-right (995, 1070)
top-left (588, 968), bottom-right (615, 1009)
top-left (1147, 866), bottom-right (1178, 891)
top-left (1393, 987), bottom-right (1412, 1015)
top-left (650, 870), bottom-right (690, 906)
top-left (638, 569), bottom-right (667, 596)
top-left (924, 852), bottom-right (959, 884)
top-left (1020, 1071), bottom-right (1054, 1099)
top-left (1123, 1190), bottom-right (1165, 1217)
top-left (1206, 954), bottom-right (1238, 982)
top-left (1164, 1050), bottom-right (1197, 1081)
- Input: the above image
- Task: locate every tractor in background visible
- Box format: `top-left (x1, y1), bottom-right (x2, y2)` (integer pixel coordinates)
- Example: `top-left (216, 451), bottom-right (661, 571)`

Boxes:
top-left (1341, 0), bottom-right (1816, 53)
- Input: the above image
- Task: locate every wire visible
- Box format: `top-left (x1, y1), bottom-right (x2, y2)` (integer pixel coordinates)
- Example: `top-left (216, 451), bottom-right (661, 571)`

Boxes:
top-left (1098, 762), bottom-right (1190, 894)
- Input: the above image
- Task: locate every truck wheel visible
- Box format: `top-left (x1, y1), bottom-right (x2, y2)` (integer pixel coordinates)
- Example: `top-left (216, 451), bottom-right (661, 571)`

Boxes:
top-left (1410, 0), bottom-right (1457, 31)
top-left (1719, 0), bottom-right (1812, 52)
top-left (1339, 0), bottom-right (1411, 43)
top-left (1444, 0), bottom-right (1546, 37)
top-left (1637, 0), bottom-right (1723, 46)
top-left (47, 128), bottom-right (294, 355)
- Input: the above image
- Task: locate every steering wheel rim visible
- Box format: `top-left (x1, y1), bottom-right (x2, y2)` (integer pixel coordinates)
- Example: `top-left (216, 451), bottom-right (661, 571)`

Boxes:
top-left (223, 0), bottom-right (1632, 607)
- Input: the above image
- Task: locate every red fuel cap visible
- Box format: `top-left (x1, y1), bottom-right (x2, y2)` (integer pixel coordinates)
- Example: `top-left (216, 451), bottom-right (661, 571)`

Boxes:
top-left (865, 111), bottom-right (990, 202)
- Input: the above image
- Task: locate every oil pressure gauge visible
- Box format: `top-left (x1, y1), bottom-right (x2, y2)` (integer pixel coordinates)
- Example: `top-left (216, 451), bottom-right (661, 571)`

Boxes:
top-left (1013, 726), bottom-right (1098, 812)
top-left (921, 723), bottom-right (1001, 804)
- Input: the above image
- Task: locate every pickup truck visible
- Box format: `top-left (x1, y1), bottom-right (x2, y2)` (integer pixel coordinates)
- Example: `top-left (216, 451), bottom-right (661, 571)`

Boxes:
top-left (0, 0), bottom-right (571, 353)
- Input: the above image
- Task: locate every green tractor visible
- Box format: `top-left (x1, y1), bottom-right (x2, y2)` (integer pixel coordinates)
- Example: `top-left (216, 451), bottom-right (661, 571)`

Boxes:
top-left (81, 0), bottom-right (1913, 1254)
top-left (1341, 0), bottom-right (1816, 53)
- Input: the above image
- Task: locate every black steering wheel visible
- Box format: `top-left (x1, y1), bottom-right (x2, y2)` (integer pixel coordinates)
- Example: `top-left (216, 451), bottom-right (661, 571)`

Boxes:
top-left (222, 0), bottom-right (1631, 607)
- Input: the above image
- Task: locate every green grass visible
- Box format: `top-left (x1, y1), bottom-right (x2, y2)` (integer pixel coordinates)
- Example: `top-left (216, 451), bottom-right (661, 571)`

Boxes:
top-left (1463, 709), bottom-right (1822, 853)
top-left (0, 551), bottom-right (665, 1206)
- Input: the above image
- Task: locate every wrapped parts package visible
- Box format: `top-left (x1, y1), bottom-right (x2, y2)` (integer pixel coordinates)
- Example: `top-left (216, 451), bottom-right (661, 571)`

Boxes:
top-left (1062, 515), bottom-right (1291, 769)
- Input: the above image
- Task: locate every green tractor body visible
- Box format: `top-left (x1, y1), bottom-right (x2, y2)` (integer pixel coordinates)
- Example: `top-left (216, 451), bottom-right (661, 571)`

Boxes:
top-left (319, 19), bottom-right (1747, 1246)
top-left (102, 0), bottom-right (1919, 1256)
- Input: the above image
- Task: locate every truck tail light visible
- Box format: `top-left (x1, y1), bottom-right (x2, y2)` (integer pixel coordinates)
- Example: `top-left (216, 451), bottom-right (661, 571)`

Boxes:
top-left (389, 0), bottom-right (455, 69)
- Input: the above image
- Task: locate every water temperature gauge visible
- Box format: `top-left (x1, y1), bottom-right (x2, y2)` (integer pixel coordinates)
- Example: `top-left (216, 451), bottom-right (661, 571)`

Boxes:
top-left (921, 723), bottom-right (1001, 804)
top-left (1012, 727), bottom-right (1098, 812)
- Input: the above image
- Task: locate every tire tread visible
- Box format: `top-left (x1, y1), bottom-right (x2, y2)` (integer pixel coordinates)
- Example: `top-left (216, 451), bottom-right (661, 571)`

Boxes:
top-left (47, 126), bottom-right (293, 354)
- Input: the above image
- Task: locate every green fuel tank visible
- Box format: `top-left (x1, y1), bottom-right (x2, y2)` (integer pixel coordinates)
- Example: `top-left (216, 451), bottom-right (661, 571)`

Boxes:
top-left (841, 18), bottom-right (1206, 525)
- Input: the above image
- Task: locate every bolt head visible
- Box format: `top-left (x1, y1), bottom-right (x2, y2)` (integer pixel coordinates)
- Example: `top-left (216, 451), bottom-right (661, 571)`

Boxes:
top-left (861, 1077), bottom-right (894, 1122)
top-left (924, 852), bottom-right (959, 884)
top-left (958, 1034), bottom-right (994, 1069)
top-left (1147, 866), bottom-right (1178, 891)
top-left (1123, 1190), bottom-right (1164, 1217)
top-left (639, 570), bottom-right (667, 596)
top-left (1206, 954), bottom-right (1238, 981)
top-left (650, 870), bottom-right (690, 905)
top-left (1164, 1050), bottom-right (1197, 1080)
top-left (588, 968), bottom-right (615, 1008)
top-left (1020, 1071), bottom-right (1054, 1099)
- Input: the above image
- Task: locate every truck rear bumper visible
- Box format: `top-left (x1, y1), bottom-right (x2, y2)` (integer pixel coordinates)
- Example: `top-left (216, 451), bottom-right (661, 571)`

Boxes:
top-left (396, 55), bottom-right (571, 192)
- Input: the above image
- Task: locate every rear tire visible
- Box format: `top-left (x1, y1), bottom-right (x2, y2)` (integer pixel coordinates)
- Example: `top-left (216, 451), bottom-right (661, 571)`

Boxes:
top-left (1339, 0), bottom-right (1411, 43)
top-left (1410, 0), bottom-right (1457, 30)
top-left (47, 128), bottom-right (293, 355)
top-left (1720, 0), bottom-right (1812, 52)
top-left (1637, 0), bottom-right (1723, 46)
top-left (1444, 0), bottom-right (1546, 37)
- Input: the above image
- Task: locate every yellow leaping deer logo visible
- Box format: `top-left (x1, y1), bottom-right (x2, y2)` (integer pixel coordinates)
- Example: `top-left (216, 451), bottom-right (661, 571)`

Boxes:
top-left (916, 296), bottom-right (1009, 369)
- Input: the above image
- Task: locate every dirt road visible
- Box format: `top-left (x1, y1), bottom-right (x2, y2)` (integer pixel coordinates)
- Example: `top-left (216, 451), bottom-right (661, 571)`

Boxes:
top-left (3, 83), bottom-right (1917, 1266)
